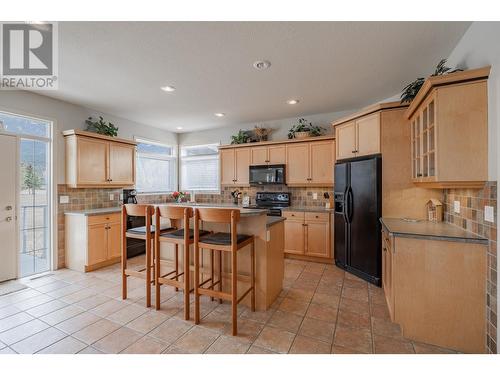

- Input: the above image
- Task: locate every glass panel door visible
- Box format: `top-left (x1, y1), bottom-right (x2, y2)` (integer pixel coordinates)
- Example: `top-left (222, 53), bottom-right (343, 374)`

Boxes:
top-left (19, 139), bottom-right (50, 277)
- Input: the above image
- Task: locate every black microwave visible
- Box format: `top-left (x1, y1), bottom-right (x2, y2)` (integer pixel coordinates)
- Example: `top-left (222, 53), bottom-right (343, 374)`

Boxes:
top-left (249, 164), bottom-right (286, 185)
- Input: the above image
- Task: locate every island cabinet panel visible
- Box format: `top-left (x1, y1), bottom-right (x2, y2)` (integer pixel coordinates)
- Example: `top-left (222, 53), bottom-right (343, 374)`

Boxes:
top-left (392, 236), bottom-right (487, 353)
top-left (285, 143), bottom-right (310, 185)
top-left (406, 67), bottom-right (489, 188)
top-left (66, 212), bottom-right (122, 272)
top-left (108, 143), bottom-right (135, 186)
top-left (64, 130), bottom-right (136, 188)
top-left (283, 210), bottom-right (332, 260)
top-left (381, 228), bottom-right (395, 320)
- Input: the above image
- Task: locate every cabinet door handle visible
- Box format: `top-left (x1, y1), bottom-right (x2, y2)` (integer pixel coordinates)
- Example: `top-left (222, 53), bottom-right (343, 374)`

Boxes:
top-left (352, 150), bottom-right (357, 153)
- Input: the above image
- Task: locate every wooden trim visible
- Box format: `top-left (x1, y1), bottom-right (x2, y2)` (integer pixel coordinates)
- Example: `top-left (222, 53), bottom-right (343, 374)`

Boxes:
top-left (284, 253), bottom-right (333, 264)
top-left (84, 256), bottom-right (120, 272)
top-left (331, 101), bottom-right (408, 127)
top-left (405, 66), bottom-right (491, 119)
top-left (414, 181), bottom-right (486, 189)
top-left (218, 135), bottom-right (335, 150)
top-left (62, 129), bottom-right (138, 145)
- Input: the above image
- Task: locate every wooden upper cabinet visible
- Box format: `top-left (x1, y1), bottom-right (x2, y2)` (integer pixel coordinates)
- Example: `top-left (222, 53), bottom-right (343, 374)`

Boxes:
top-left (220, 148), bottom-right (250, 186)
top-left (268, 145), bottom-right (286, 164)
top-left (406, 67), bottom-right (490, 188)
top-left (356, 113), bottom-right (380, 157)
top-left (309, 141), bottom-right (334, 184)
top-left (235, 148), bottom-right (250, 185)
top-left (335, 121), bottom-right (356, 160)
top-left (286, 143), bottom-right (310, 185)
top-left (220, 149), bottom-right (236, 185)
top-left (108, 143), bottom-right (135, 186)
top-left (251, 146), bottom-right (268, 165)
top-left (75, 137), bottom-right (108, 185)
top-left (64, 130), bottom-right (137, 188)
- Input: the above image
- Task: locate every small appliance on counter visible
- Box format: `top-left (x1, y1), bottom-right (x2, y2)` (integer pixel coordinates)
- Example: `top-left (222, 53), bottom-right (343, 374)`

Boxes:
top-left (246, 191), bottom-right (290, 216)
top-left (122, 189), bottom-right (145, 258)
top-left (249, 164), bottom-right (285, 185)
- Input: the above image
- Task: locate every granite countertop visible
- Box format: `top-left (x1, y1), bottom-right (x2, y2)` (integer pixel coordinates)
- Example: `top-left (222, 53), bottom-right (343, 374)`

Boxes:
top-left (380, 217), bottom-right (488, 245)
top-left (266, 216), bottom-right (286, 228)
top-left (282, 206), bottom-right (334, 213)
top-left (64, 207), bottom-right (122, 216)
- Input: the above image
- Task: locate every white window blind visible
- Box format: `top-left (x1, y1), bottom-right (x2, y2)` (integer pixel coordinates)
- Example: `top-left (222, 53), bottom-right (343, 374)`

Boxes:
top-left (180, 144), bottom-right (220, 192)
top-left (135, 138), bottom-right (177, 193)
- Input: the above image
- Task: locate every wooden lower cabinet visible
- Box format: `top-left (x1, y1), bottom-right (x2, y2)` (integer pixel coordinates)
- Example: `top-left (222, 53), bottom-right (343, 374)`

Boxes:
top-left (284, 211), bottom-right (332, 260)
top-left (66, 212), bottom-right (122, 272)
top-left (381, 228), bottom-right (487, 353)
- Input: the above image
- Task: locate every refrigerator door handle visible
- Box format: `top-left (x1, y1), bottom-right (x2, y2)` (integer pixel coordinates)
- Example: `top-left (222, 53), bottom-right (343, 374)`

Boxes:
top-left (347, 187), bottom-right (354, 223)
top-left (343, 188), bottom-right (349, 223)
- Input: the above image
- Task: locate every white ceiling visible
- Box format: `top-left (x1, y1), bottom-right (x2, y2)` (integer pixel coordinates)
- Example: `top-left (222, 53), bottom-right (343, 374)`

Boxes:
top-left (42, 21), bottom-right (471, 132)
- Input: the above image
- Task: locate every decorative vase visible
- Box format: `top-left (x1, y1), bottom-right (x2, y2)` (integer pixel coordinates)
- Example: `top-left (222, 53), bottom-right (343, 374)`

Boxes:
top-left (294, 131), bottom-right (310, 139)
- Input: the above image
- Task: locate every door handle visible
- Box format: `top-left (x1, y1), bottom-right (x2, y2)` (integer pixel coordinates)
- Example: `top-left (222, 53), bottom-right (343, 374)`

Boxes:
top-left (5, 206), bottom-right (12, 211)
top-left (5, 217), bottom-right (12, 222)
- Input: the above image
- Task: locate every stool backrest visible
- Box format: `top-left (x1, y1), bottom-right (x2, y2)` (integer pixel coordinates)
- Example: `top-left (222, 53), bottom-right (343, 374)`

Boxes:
top-left (155, 205), bottom-right (193, 232)
top-left (123, 204), bottom-right (154, 217)
top-left (194, 208), bottom-right (240, 224)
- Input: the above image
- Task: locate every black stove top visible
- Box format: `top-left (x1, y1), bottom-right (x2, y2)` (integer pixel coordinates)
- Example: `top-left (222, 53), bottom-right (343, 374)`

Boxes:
top-left (247, 192), bottom-right (290, 216)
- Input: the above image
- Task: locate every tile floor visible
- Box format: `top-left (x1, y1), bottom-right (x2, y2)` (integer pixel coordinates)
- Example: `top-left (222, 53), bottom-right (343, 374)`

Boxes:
top-left (0, 256), bottom-right (458, 354)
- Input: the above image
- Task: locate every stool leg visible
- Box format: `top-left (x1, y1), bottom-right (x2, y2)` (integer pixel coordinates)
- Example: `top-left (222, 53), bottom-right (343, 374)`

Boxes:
top-left (231, 250), bottom-right (238, 336)
top-left (146, 240), bottom-right (152, 308)
top-left (218, 251), bottom-right (222, 304)
top-left (183, 243), bottom-right (190, 321)
top-left (194, 245), bottom-right (200, 325)
top-left (251, 242), bottom-right (256, 312)
top-left (210, 249), bottom-right (214, 302)
top-left (155, 239), bottom-right (161, 310)
top-left (174, 244), bottom-right (179, 292)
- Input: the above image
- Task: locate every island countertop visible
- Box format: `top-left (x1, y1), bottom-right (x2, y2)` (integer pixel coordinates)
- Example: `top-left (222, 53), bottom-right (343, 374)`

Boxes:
top-left (380, 217), bottom-right (488, 245)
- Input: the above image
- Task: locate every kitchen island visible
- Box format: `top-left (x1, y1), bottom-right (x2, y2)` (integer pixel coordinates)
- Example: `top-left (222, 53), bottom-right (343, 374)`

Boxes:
top-left (159, 203), bottom-right (285, 311)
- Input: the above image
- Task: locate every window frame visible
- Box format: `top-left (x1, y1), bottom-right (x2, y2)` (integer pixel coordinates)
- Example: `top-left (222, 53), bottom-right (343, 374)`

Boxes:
top-left (134, 136), bottom-right (177, 194)
top-left (180, 143), bottom-right (221, 194)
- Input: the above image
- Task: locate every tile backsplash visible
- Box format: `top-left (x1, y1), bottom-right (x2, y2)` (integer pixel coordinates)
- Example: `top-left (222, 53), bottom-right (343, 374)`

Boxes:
top-left (443, 181), bottom-right (497, 354)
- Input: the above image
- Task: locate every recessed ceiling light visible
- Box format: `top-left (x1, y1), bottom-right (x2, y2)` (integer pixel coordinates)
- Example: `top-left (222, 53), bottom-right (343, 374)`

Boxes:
top-left (176, 126), bottom-right (183, 130)
top-left (214, 113), bottom-right (225, 117)
top-left (160, 85), bottom-right (176, 92)
top-left (253, 60), bottom-right (271, 70)
top-left (287, 99), bottom-right (300, 105)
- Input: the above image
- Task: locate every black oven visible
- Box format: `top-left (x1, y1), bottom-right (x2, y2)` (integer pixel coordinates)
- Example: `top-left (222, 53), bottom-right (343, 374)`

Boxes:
top-left (249, 164), bottom-right (285, 185)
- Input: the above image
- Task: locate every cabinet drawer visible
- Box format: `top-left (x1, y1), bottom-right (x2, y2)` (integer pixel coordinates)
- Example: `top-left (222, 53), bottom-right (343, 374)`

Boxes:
top-left (283, 211), bottom-right (305, 220)
top-left (305, 212), bottom-right (329, 222)
top-left (88, 212), bottom-right (121, 226)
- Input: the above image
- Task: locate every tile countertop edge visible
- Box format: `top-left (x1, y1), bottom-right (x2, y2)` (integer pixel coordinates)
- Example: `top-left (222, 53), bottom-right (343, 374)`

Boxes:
top-left (380, 218), bottom-right (489, 245)
top-left (64, 207), bottom-right (122, 216)
top-left (282, 206), bottom-right (334, 213)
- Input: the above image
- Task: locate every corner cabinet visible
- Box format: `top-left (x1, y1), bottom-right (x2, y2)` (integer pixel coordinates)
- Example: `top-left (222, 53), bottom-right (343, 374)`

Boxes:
top-left (63, 130), bottom-right (136, 188)
top-left (406, 66), bottom-right (490, 188)
top-left (65, 212), bottom-right (122, 272)
top-left (219, 136), bottom-right (335, 187)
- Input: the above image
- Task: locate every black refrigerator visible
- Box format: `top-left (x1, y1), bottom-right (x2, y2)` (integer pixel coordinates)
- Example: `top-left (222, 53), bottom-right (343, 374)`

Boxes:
top-left (334, 155), bottom-right (382, 286)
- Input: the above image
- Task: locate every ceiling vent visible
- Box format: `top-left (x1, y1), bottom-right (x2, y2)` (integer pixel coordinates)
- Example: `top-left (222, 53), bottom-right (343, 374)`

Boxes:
top-left (253, 60), bottom-right (271, 70)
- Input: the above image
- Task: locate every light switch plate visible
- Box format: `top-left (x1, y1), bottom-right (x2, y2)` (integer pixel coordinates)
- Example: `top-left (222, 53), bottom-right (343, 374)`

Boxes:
top-left (266, 230), bottom-right (271, 242)
top-left (313, 193), bottom-right (318, 200)
top-left (59, 195), bottom-right (69, 204)
top-left (454, 200), bottom-right (460, 214)
top-left (485, 205), bottom-right (495, 223)
top-left (109, 193), bottom-right (114, 201)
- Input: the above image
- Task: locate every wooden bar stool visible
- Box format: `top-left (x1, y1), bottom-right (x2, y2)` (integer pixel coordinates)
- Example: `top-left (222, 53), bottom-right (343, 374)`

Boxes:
top-left (121, 204), bottom-right (173, 307)
top-left (154, 205), bottom-right (210, 319)
top-left (193, 208), bottom-right (255, 336)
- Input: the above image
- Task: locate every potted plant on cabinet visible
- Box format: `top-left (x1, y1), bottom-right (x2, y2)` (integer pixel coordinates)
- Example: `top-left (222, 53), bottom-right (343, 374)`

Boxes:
top-left (288, 118), bottom-right (325, 139)
top-left (85, 116), bottom-right (119, 137)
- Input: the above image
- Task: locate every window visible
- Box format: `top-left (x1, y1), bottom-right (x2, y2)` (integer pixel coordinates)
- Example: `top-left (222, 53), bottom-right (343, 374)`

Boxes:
top-left (0, 112), bottom-right (50, 137)
top-left (135, 138), bottom-right (177, 193)
top-left (180, 144), bottom-right (220, 193)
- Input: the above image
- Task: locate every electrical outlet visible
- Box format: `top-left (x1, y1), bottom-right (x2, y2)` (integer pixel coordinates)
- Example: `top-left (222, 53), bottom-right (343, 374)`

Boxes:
top-left (109, 194), bottom-right (114, 201)
top-left (266, 230), bottom-right (271, 242)
top-left (313, 193), bottom-right (318, 200)
top-left (59, 195), bottom-right (69, 204)
top-left (454, 200), bottom-right (460, 214)
top-left (119, 193), bottom-right (124, 201)
top-left (485, 206), bottom-right (495, 223)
